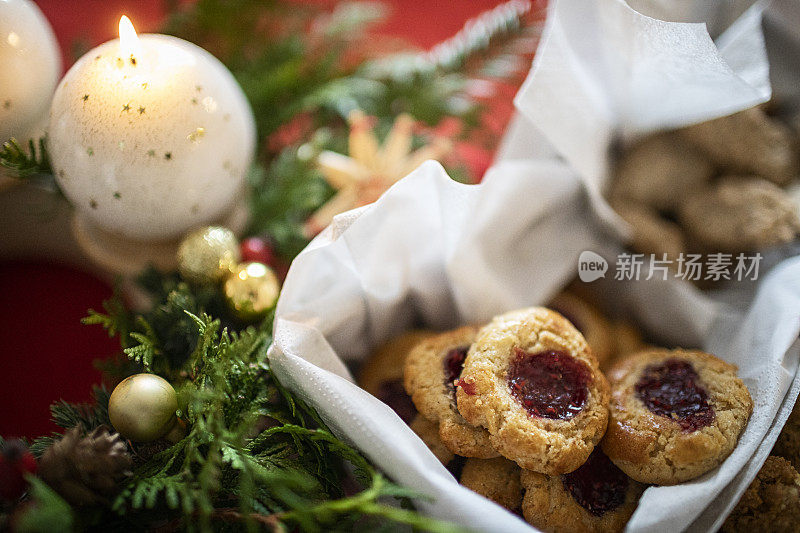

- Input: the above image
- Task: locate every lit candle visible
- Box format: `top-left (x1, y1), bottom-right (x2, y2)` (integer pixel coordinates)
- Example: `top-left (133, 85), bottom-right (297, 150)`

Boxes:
top-left (0, 0), bottom-right (61, 143)
top-left (48, 17), bottom-right (255, 256)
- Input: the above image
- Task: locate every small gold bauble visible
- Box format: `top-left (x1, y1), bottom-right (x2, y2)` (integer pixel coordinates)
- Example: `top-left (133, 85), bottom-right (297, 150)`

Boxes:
top-left (108, 374), bottom-right (179, 442)
top-left (177, 226), bottom-right (240, 285)
top-left (223, 261), bottom-right (280, 320)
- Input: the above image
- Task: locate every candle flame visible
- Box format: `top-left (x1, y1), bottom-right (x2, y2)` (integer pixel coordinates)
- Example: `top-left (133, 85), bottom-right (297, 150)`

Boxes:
top-left (119, 16), bottom-right (140, 59)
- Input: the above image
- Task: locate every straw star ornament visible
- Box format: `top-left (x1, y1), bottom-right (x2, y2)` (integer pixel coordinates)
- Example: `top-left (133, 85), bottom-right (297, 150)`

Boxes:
top-left (304, 111), bottom-right (453, 236)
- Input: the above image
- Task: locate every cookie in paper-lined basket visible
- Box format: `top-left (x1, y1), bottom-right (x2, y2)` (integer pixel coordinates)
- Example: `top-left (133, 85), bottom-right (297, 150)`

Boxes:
top-left (602, 348), bottom-right (753, 485)
top-left (520, 447), bottom-right (645, 533)
top-left (678, 175), bottom-right (800, 253)
top-left (357, 330), bottom-right (434, 424)
top-left (456, 307), bottom-right (610, 474)
top-left (772, 399), bottom-right (800, 470)
top-left (722, 455), bottom-right (800, 533)
top-left (548, 291), bottom-right (615, 367)
top-left (408, 415), bottom-right (455, 466)
top-left (403, 326), bottom-right (499, 458)
top-left (459, 457), bottom-right (523, 512)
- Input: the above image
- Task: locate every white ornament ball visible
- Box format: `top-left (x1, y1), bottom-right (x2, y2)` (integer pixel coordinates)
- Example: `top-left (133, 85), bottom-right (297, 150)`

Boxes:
top-left (49, 27), bottom-right (256, 241)
top-left (0, 0), bottom-right (61, 143)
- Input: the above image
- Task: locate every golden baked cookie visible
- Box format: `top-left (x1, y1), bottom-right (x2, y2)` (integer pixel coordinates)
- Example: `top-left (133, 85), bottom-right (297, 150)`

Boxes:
top-left (722, 456), bottom-right (800, 533)
top-left (456, 307), bottom-right (610, 474)
top-left (409, 415), bottom-right (455, 465)
top-left (520, 447), bottom-right (644, 533)
top-left (404, 326), bottom-right (498, 458)
top-left (610, 320), bottom-right (646, 358)
top-left (679, 175), bottom-right (800, 253)
top-left (679, 107), bottom-right (797, 186)
top-left (610, 131), bottom-right (714, 212)
top-left (772, 399), bottom-right (800, 470)
top-left (601, 320), bottom-right (650, 373)
top-left (610, 198), bottom-right (686, 262)
top-left (358, 330), bottom-right (434, 423)
top-left (602, 349), bottom-right (753, 485)
top-left (548, 292), bottom-right (614, 366)
top-left (460, 457), bottom-right (523, 511)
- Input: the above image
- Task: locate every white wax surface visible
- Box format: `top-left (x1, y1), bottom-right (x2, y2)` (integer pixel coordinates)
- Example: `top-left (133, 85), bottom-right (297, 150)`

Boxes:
top-left (49, 33), bottom-right (256, 241)
top-left (0, 0), bottom-right (61, 143)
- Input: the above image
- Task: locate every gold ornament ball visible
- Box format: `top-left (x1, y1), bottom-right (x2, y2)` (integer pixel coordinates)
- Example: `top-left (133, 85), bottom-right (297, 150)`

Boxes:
top-left (108, 374), bottom-right (179, 442)
top-left (177, 226), bottom-right (240, 285)
top-left (224, 262), bottom-right (280, 320)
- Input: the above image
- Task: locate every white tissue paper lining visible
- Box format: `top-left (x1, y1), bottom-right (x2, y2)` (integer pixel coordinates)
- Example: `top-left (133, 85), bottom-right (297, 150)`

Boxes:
top-left (270, 1), bottom-right (800, 531)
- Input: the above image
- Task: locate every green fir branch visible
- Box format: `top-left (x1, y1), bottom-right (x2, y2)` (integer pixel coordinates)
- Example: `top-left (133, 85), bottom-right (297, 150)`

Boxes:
top-left (247, 153), bottom-right (332, 259)
top-left (48, 386), bottom-right (111, 433)
top-left (0, 138), bottom-right (52, 180)
top-left (82, 287), bottom-right (133, 346)
top-left (93, 292), bottom-right (453, 531)
top-left (282, 472), bottom-right (462, 533)
top-left (17, 250), bottom-right (460, 532)
top-left (124, 332), bottom-right (159, 370)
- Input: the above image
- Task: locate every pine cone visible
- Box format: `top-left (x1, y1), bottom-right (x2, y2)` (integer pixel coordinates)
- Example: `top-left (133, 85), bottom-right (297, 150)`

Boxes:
top-left (39, 426), bottom-right (133, 506)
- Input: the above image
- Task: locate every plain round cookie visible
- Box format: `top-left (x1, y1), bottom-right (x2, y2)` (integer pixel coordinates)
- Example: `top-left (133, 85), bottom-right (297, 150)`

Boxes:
top-left (548, 292), bottom-right (614, 366)
top-left (456, 307), bottom-right (610, 474)
top-left (679, 176), bottom-right (799, 253)
top-left (678, 107), bottom-right (797, 186)
top-left (404, 326), bottom-right (498, 458)
top-left (520, 448), bottom-right (644, 533)
top-left (602, 349), bottom-right (753, 485)
top-left (610, 131), bottom-right (714, 212)
top-left (610, 198), bottom-right (686, 262)
top-left (358, 330), bottom-right (434, 423)
top-left (460, 457), bottom-right (523, 511)
top-left (722, 456), bottom-right (800, 533)
top-left (409, 415), bottom-right (455, 465)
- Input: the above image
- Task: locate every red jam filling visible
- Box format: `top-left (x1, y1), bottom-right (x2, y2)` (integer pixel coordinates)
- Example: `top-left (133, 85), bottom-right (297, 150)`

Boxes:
top-left (456, 378), bottom-right (476, 396)
top-left (634, 358), bottom-right (715, 432)
top-left (561, 448), bottom-right (629, 517)
top-left (376, 379), bottom-right (416, 424)
top-left (443, 346), bottom-right (470, 393)
top-left (507, 348), bottom-right (591, 420)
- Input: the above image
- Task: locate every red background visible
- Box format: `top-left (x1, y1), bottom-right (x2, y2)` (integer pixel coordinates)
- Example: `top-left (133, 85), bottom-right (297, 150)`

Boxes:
top-left (0, 0), bottom-right (521, 439)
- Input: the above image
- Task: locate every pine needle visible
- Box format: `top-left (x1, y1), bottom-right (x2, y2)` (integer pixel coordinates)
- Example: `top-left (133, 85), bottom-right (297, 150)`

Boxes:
top-left (0, 138), bottom-right (52, 179)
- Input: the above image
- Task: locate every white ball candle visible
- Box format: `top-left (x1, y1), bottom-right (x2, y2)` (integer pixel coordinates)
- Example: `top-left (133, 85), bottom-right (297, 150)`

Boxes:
top-left (0, 0), bottom-right (61, 143)
top-left (49, 16), bottom-right (256, 242)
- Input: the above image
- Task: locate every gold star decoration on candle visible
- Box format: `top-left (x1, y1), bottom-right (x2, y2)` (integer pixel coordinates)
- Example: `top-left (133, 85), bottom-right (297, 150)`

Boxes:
top-left (304, 110), bottom-right (453, 236)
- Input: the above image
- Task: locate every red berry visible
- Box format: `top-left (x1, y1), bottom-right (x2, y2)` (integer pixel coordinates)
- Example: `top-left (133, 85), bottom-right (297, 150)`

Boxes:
top-left (0, 440), bottom-right (37, 502)
top-left (240, 237), bottom-right (276, 266)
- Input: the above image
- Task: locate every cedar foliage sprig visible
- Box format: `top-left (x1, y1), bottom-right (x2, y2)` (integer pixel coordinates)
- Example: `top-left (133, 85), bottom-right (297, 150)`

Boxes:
top-left (20, 274), bottom-right (460, 532)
